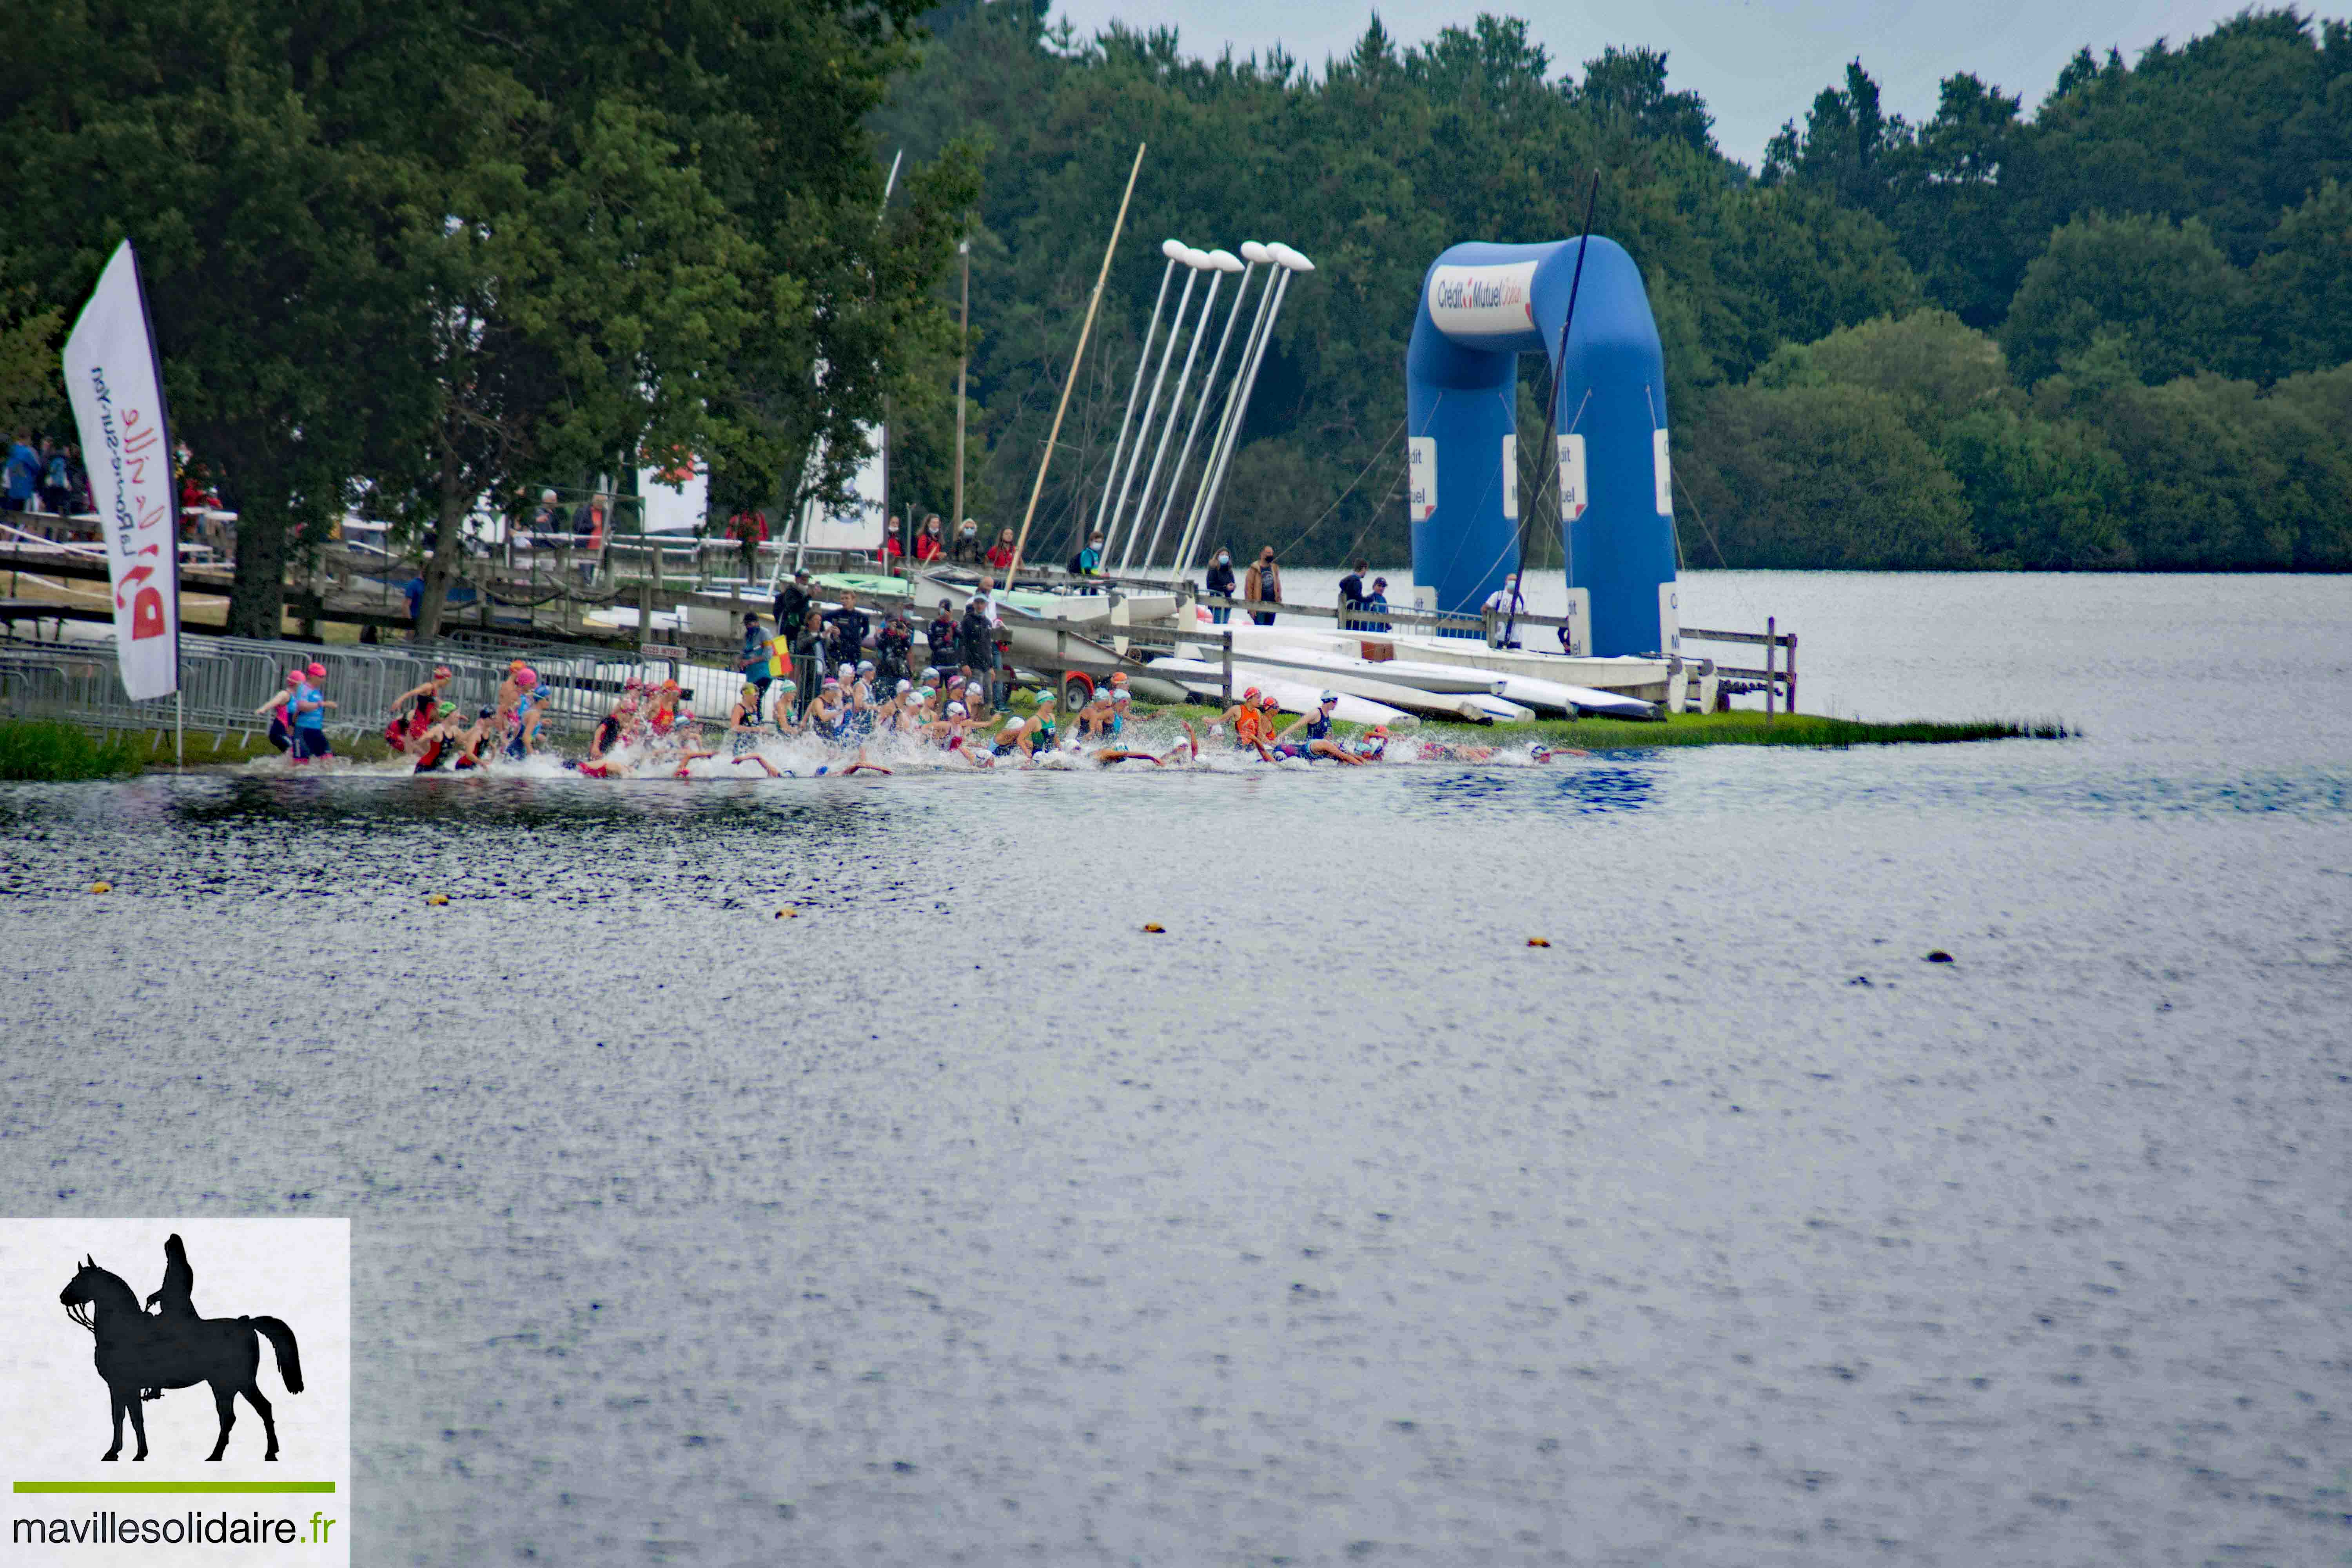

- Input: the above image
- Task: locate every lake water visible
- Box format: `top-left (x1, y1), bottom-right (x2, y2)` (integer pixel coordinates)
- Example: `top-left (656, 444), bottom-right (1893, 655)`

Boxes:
top-left (3, 571), bottom-right (2348, 1566)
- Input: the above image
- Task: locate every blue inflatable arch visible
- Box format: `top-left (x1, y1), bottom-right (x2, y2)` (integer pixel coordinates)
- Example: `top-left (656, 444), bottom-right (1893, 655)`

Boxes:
top-left (1405, 236), bottom-right (1678, 658)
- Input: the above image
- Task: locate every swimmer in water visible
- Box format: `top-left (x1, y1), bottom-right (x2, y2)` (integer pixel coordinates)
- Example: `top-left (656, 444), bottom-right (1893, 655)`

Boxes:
top-left (452, 706), bottom-right (500, 769)
top-left (1340, 724), bottom-right (1393, 761)
top-left (387, 665), bottom-right (453, 752)
top-left (495, 659), bottom-right (528, 717)
top-left (992, 692), bottom-right (1057, 760)
top-left (1220, 690), bottom-right (1279, 762)
top-left (728, 682), bottom-right (765, 756)
top-left (409, 702), bottom-right (461, 772)
top-left (805, 676), bottom-right (850, 742)
top-left (576, 698), bottom-right (637, 777)
top-left (255, 670), bottom-right (303, 753)
top-left (1269, 691), bottom-right (1367, 764)
top-left (769, 680), bottom-right (801, 737)
top-left (1074, 687), bottom-right (1114, 740)
top-left (506, 686), bottom-right (551, 759)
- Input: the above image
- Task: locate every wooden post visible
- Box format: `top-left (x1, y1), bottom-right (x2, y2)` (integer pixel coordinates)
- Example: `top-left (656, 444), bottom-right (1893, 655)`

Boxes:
top-left (1784, 632), bottom-right (1798, 714)
top-left (1221, 628), bottom-right (1232, 703)
top-left (638, 573), bottom-right (655, 654)
top-left (1764, 615), bottom-right (1776, 720)
top-left (954, 237), bottom-right (971, 532)
top-left (1005, 142), bottom-right (1146, 584)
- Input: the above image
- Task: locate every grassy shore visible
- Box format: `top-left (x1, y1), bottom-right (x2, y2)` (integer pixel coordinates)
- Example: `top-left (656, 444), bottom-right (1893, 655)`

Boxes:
top-left (1460, 710), bottom-right (2071, 749)
top-left (1132, 701), bottom-right (2069, 750)
top-left (0, 720), bottom-right (148, 780)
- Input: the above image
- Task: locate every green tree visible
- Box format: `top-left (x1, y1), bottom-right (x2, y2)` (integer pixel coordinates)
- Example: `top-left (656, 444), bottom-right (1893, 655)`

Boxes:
top-left (1937, 407), bottom-right (2129, 567)
top-left (0, 289), bottom-right (67, 439)
top-left (2002, 213), bottom-right (2250, 386)
top-left (1697, 189), bottom-right (1923, 381)
top-left (1570, 46), bottom-right (1717, 155)
top-left (2250, 180), bottom-right (2352, 377)
top-left (1749, 308), bottom-right (2010, 437)
top-left (1877, 74), bottom-right (2027, 328)
top-left (2, 0), bottom-right (423, 635)
top-left (1678, 382), bottom-right (1977, 568)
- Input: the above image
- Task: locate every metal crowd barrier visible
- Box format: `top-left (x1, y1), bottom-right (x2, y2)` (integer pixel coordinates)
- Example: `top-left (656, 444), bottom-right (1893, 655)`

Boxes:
top-left (0, 632), bottom-right (658, 742)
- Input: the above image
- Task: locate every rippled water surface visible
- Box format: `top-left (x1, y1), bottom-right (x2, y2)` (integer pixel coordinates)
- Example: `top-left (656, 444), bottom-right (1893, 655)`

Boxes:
top-left (4, 572), bottom-right (2348, 1566)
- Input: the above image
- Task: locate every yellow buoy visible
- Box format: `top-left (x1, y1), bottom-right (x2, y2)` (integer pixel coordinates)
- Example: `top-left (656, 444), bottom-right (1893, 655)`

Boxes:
top-left (426, 893), bottom-right (449, 906)
top-left (1142, 923), bottom-right (1165, 934)
top-left (776, 908), bottom-right (797, 919)
top-left (1526, 937), bottom-right (1550, 948)
top-left (88, 882), bottom-right (112, 895)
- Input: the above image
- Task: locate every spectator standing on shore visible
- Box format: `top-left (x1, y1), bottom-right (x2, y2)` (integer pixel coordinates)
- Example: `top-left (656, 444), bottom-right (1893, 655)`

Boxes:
top-left (3, 432), bottom-right (37, 514)
top-left (1243, 547), bottom-right (1281, 626)
top-left (773, 570), bottom-right (811, 642)
top-left (524, 489), bottom-right (564, 543)
top-left (791, 606), bottom-right (825, 719)
top-left (1337, 558), bottom-right (1368, 630)
top-left (958, 593), bottom-right (998, 705)
top-left (916, 515), bottom-right (946, 563)
top-left (739, 613), bottom-right (775, 710)
top-left (951, 518), bottom-right (982, 564)
top-left (875, 608), bottom-right (915, 686)
top-left (1360, 576), bottom-right (1392, 633)
top-left (985, 527), bottom-right (1017, 573)
top-left (824, 589), bottom-right (870, 672)
top-left (879, 526), bottom-right (905, 574)
top-left (571, 494), bottom-right (608, 548)
top-left (1203, 548), bottom-right (1236, 623)
top-left (924, 599), bottom-right (958, 671)
top-left (1073, 532), bottom-right (1104, 575)
top-left (1485, 572), bottom-right (1527, 649)
top-left (571, 494), bottom-right (609, 581)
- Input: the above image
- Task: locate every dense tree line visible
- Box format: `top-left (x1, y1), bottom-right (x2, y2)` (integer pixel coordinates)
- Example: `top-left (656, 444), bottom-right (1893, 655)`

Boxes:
top-left (0, 0), bottom-right (978, 634)
top-left (876, 3), bottom-right (2352, 570)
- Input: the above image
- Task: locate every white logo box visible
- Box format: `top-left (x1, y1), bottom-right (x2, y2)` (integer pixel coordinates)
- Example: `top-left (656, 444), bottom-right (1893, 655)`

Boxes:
top-left (0, 1219), bottom-right (350, 1568)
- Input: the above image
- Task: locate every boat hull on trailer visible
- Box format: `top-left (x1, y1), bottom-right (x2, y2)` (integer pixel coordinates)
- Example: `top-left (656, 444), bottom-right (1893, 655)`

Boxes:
top-left (1183, 612), bottom-right (1670, 702)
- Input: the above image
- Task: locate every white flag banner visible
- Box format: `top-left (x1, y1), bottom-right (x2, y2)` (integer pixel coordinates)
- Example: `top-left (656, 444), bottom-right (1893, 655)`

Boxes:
top-left (635, 454), bottom-right (708, 535)
top-left (62, 241), bottom-right (179, 700)
top-left (797, 425), bottom-right (886, 552)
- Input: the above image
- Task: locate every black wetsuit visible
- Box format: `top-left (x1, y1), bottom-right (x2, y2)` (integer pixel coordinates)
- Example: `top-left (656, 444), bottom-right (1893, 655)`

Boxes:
top-left (875, 623), bottom-right (913, 686)
top-left (822, 606), bottom-right (869, 673)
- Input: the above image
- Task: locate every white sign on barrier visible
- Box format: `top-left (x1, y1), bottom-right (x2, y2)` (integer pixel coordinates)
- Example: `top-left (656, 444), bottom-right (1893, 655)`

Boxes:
top-left (1557, 434), bottom-right (1588, 522)
top-left (1499, 433), bottom-right (1517, 520)
top-left (1653, 428), bottom-right (1674, 516)
top-left (1408, 437), bottom-right (1437, 523)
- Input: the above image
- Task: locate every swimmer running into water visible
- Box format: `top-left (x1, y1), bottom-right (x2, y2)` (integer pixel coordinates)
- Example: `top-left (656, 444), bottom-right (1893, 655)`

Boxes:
top-left (1269, 691), bottom-right (1368, 764)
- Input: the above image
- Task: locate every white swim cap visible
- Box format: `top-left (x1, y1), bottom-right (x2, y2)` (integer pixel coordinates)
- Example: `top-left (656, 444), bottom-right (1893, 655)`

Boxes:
top-left (896, 679), bottom-right (912, 693)
top-left (1111, 688), bottom-right (1132, 703)
top-left (947, 701), bottom-right (967, 716)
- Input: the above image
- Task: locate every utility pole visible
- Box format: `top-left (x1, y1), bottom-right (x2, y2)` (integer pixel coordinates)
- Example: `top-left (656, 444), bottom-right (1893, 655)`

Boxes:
top-left (954, 236), bottom-right (971, 532)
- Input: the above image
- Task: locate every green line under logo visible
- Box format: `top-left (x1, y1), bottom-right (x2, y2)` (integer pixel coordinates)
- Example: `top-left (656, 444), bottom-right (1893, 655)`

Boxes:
top-left (13, 1481), bottom-right (336, 1494)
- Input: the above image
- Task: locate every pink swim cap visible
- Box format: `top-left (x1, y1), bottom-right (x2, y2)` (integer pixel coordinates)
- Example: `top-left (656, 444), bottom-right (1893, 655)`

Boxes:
top-left (285, 670), bottom-right (302, 687)
top-left (517, 668), bottom-right (538, 688)
top-left (305, 662), bottom-right (326, 679)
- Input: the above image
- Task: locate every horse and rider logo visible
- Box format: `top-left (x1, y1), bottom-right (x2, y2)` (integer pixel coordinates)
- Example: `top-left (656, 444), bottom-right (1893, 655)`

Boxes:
top-left (57, 1233), bottom-right (305, 1463)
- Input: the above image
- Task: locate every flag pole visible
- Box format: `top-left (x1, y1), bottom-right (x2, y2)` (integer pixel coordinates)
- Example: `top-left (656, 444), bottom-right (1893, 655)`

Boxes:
top-left (1005, 142), bottom-right (1145, 585)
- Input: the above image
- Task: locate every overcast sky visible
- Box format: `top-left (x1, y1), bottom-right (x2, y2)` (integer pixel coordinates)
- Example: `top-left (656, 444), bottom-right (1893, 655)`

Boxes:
top-left (1047, 0), bottom-right (2351, 167)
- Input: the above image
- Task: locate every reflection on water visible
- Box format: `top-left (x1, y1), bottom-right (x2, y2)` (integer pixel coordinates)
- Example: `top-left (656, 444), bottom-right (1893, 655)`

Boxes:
top-left (3, 572), bottom-right (2349, 1566)
top-left (1405, 763), bottom-right (1657, 815)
